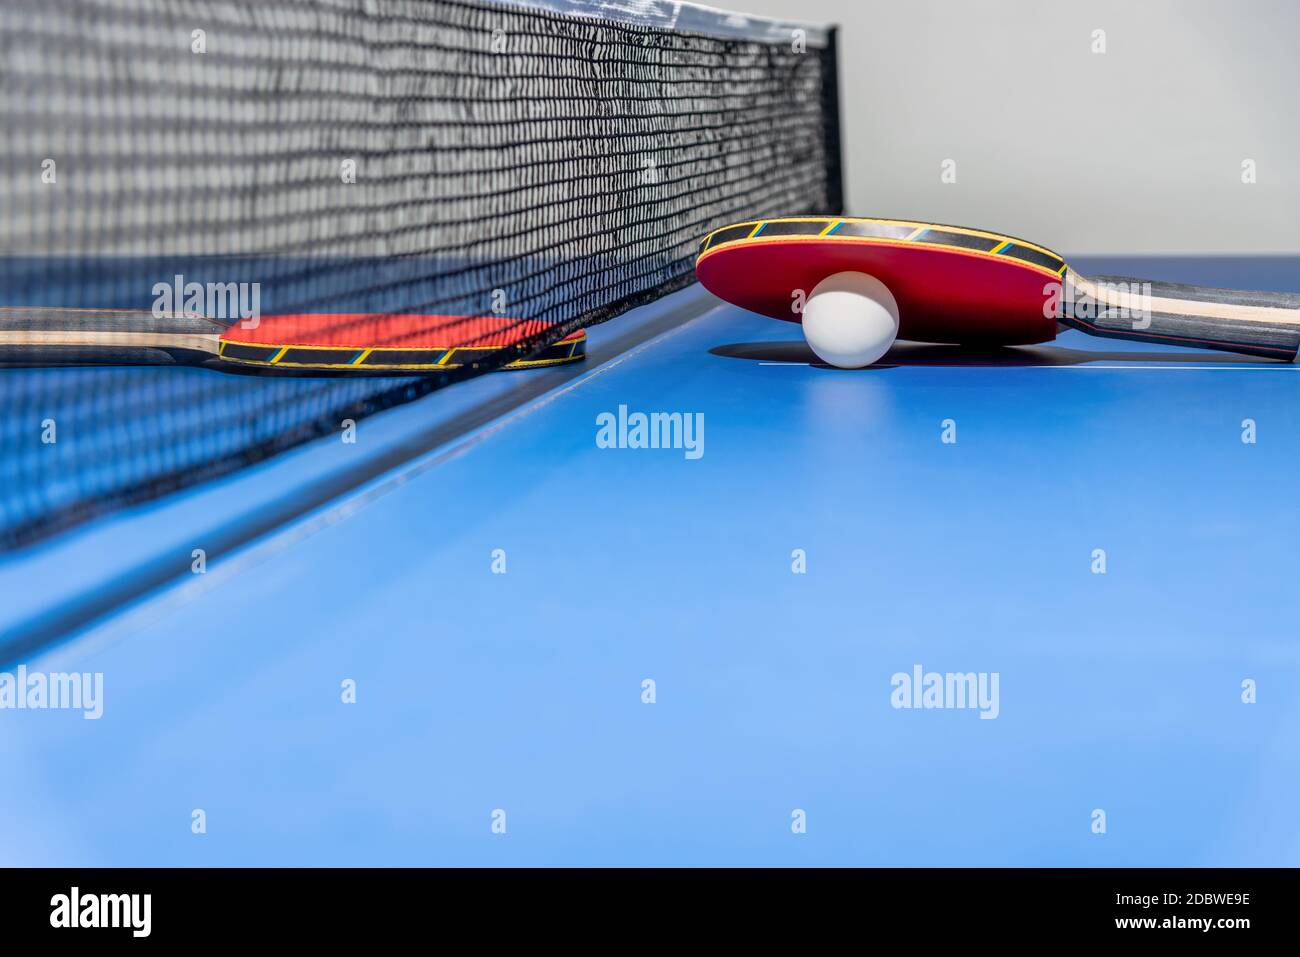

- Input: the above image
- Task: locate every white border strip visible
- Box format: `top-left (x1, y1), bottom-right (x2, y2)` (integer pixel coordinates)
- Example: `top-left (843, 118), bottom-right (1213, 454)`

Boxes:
top-left (485, 0), bottom-right (830, 46)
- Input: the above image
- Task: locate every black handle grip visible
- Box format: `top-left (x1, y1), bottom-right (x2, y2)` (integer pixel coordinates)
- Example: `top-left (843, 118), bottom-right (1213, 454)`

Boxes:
top-left (1060, 273), bottom-right (1300, 361)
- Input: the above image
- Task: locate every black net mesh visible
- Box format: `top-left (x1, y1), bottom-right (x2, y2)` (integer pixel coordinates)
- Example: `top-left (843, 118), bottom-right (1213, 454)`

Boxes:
top-left (0, 0), bottom-right (841, 551)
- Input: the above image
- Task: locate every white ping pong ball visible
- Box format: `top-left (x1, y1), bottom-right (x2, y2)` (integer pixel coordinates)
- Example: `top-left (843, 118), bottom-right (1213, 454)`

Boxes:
top-left (801, 271), bottom-right (900, 368)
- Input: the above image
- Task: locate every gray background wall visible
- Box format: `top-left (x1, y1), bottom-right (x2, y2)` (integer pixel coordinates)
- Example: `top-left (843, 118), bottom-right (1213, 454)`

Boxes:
top-left (710, 0), bottom-right (1299, 254)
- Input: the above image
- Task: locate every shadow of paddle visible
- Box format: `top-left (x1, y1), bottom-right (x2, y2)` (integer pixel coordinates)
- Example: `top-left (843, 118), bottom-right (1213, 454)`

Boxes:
top-left (709, 340), bottom-right (1278, 368)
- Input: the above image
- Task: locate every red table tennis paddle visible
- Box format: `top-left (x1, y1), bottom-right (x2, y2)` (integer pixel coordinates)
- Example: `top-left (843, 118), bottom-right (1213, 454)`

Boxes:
top-left (0, 308), bottom-right (585, 372)
top-left (696, 217), bottom-right (1300, 360)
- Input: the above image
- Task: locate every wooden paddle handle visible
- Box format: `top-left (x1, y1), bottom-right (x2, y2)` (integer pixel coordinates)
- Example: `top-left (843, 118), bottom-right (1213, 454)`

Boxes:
top-left (1061, 274), bottom-right (1300, 361)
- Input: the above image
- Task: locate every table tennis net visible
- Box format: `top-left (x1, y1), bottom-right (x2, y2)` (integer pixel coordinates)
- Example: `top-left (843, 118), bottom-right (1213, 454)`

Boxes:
top-left (0, 0), bottom-right (841, 552)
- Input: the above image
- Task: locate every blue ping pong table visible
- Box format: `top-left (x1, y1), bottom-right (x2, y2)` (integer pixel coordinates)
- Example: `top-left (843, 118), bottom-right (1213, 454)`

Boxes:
top-left (0, 256), bottom-right (1298, 866)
